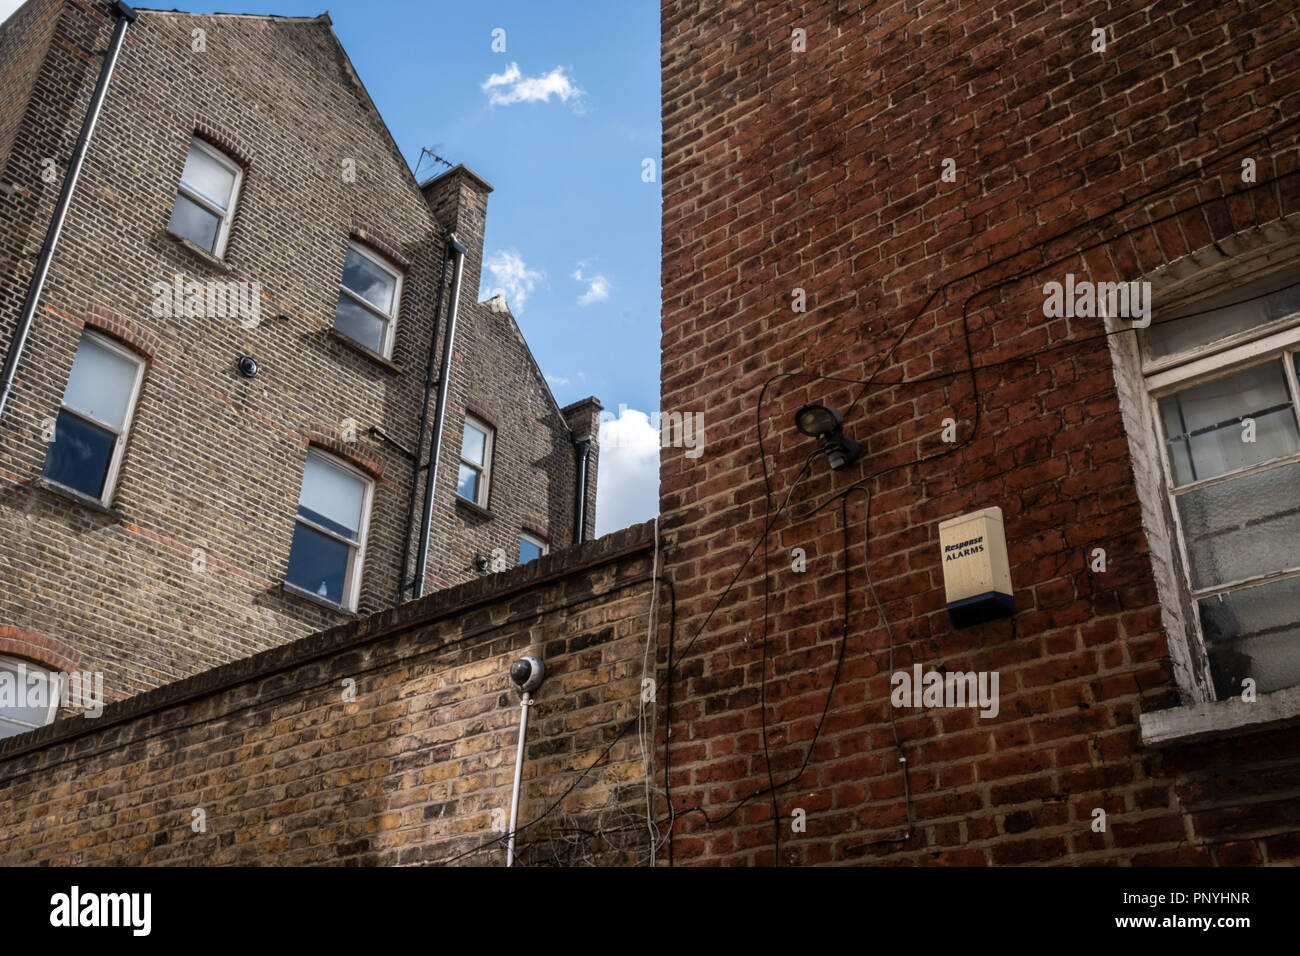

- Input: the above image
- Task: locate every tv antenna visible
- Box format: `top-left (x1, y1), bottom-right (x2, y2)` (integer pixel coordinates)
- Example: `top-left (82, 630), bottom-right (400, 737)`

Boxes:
top-left (415, 147), bottom-right (454, 178)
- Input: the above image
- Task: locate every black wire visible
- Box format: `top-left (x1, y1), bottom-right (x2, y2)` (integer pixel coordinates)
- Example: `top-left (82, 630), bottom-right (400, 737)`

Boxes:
top-left (487, 228), bottom-right (1300, 866)
top-left (659, 575), bottom-right (677, 867)
top-left (681, 132), bottom-right (1300, 862)
top-left (438, 116), bottom-right (1300, 866)
top-left (842, 486), bottom-right (914, 852)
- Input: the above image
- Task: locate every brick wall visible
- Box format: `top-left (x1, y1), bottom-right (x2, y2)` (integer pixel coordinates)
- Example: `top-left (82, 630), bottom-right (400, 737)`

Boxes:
top-left (0, 521), bottom-right (656, 866)
top-left (0, 6), bottom-right (592, 703)
top-left (658, 0), bottom-right (1300, 865)
top-left (0, 0), bottom-right (62, 177)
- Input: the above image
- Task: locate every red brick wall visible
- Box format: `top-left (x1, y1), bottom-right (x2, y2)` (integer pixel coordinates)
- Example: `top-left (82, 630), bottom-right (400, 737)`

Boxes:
top-left (658, 0), bottom-right (1300, 865)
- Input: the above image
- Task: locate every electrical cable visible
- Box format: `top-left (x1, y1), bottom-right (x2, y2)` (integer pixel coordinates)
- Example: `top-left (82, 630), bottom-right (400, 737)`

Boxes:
top-left (437, 115), bottom-right (1300, 866)
top-left (665, 126), bottom-right (1300, 862)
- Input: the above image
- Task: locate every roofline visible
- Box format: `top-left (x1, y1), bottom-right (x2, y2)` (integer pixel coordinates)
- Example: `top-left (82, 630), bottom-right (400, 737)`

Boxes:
top-left (0, 522), bottom-right (656, 764)
top-left (476, 296), bottom-right (576, 432)
top-left (136, 9), bottom-right (447, 241)
top-left (133, 9), bottom-right (330, 23)
top-left (420, 163), bottom-right (494, 195)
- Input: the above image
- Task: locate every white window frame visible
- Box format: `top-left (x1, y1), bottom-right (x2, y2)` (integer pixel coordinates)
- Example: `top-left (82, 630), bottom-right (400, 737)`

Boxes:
top-left (289, 449), bottom-right (374, 612)
top-left (1139, 267), bottom-right (1300, 702)
top-left (334, 241), bottom-right (403, 359)
top-left (457, 415), bottom-right (494, 508)
top-left (47, 330), bottom-right (146, 505)
top-left (172, 137), bottom-right (243, 258)
top-left (0, 654), bottom-right (59, 737)
top-left (520, 531), bottom-right (548, 564)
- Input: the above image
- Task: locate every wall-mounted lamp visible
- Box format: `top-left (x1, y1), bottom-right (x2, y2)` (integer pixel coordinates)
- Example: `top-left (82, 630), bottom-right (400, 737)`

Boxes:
top-left (237, 355), bottom-right (260, 378)
top-left (794, 404), bottom-right (860, 470)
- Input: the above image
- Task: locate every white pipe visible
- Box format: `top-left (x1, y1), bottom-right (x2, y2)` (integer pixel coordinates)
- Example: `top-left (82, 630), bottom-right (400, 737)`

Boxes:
top-left (0, 2), bottom-right (137, 420)
top-left (506, 691), bottom-right (531, 866)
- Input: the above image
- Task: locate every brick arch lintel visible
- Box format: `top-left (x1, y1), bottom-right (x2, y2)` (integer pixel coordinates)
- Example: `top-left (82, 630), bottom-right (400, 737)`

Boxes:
top-left (306, 427), bottom-right (387, 480)
top-left (82, 305), bottom-right (161, 360)
top-left (0, 626), bottom-right (82, 673)
top-left (349, 222), bottom-right (412, 271)
top-left (193, 117), bottom-right (254, 168)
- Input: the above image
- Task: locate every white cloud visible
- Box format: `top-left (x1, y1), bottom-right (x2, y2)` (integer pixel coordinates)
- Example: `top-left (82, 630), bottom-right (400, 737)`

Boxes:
top-left (546, 374), bottom-right (570, 388)
top-left (482, 250), bottom-right (542, 313)
top-left (481, 61), bottom-right (583, 108)
top-left (0, 0), bottom-right (22, 25)
top-left (595, 407), bottom-right (659, 537)
top-left (572, 265), bottom-right (611, 306)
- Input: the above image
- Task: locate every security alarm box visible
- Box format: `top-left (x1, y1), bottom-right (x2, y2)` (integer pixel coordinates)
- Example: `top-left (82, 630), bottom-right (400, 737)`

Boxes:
top-left (938, 507), bottom-right (1014, 628)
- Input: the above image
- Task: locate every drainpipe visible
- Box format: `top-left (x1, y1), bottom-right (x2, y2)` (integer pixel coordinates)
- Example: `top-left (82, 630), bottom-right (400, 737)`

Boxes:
top-left (572, 435), bottom-right (592, 545)
top-left (412, 233), bottom-right (467, 599)
top-left (396, 236), bottom-right (453, 604)
top-left (0, 1), bottom-right (138, 422)
top-left (506, 655), bottom-right (544, 867)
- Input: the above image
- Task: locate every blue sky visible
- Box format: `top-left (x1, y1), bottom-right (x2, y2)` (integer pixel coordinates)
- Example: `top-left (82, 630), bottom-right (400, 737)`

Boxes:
top-left (0, 0), bottom-right (663, 534)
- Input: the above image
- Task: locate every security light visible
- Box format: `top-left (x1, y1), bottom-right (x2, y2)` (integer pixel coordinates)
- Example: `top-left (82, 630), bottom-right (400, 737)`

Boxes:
top-left (794, 403), bottom-right (860, 470)
top-left (510, 655), bottom-right (545, 694)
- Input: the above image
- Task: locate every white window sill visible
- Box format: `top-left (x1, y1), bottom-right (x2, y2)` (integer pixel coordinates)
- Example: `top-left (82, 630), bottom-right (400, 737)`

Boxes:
top-left (33, 476), bottom-right (124, 520)
top-left (280, 581), bottom-right (360, 617)
top-left (1139, 683), bottom-right (1300, 748)
top-left (164, 229), bottom-right (235, 273)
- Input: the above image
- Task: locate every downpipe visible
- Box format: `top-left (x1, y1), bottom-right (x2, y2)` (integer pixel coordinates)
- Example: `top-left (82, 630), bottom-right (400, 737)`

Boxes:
top-left (572, 434), bottom-right (592, 545)
top-left (411, 233), bottom-right (467, 599)
top-left (0, 1), bottom-right (138, 421)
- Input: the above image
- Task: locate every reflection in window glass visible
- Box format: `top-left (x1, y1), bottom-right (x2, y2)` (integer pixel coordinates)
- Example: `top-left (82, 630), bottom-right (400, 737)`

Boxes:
top-left (332, 243), bottom-right (401, 357)
top-left (286, 451), bottom-right (369, 609)
top-left (1157, 359), bottom-right (1299, 486)
top-left (41, 333), bottom-right (143, 502)
top-left (457, 418), bottom-right (492, 506)
top-left (1147, 266), bottom-right (1300, 359)
top-left (0, 658), bottom-right (57, 740)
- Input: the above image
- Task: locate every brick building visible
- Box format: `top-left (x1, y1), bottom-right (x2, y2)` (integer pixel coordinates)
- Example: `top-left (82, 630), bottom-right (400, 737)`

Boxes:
top-left (658, 0), bottom-right (1300, 865)
top-left (4, 0), bottom-right (1300, 872)
top-left (0, 1), bottom-right (599, 722)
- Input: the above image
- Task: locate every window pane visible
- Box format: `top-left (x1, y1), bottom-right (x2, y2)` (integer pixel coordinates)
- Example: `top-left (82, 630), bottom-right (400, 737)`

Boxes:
top-left (520, 537), bottom-right (543, 564)
top-left (1200, 576), bottom-right (1300, 696)
top-left (42, 411), bottom-right (115, 498)
top-left (62, 335), bottom-right (137, 428)
top-left (297, 454), bottom-right (364, 540)
top-left (460, 423), bottom-right (486, 466)
top-left (1158, 360), bottom-right (1299, 485)
top-left (0, 661), bottom-right (55, 729)
top-left (286, 523), bottom-right (350, 605)
top-left (1176, 460), bottom-right (1300, 590)
top-left (341, 248), bottom-right (396, 314)
top-left (1147, 266), bottom-right (1300, 359)
top-left (457, 463), bottom-right (480, 501)
top-left (332, 294), bottom-right (387, 354)
top-left (168, 193), bottom-right (221, 252)
top-left (180, 143), bottom-right (236, 210)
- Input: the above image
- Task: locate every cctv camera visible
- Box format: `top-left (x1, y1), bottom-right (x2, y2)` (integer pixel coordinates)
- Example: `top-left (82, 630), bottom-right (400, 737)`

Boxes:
top-left (510, 655), bottom-right (545, 694)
